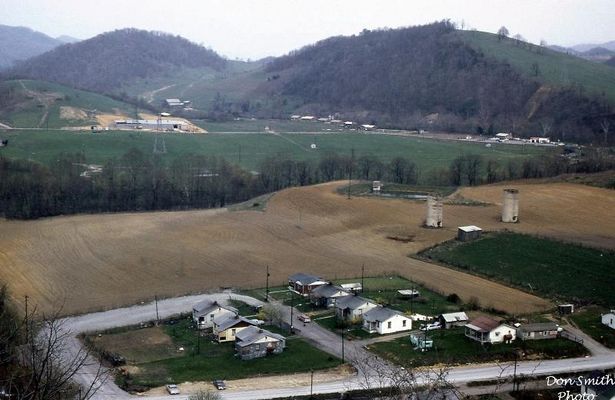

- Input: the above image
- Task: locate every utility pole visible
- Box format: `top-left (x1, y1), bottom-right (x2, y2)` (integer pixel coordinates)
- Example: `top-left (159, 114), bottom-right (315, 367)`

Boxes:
top-left (24, 295), bottom-right (29, 342)
top-left (289, 291), bottom-right (294, 334)
top-left (310, 369), bottom-right (314, 398)
top-left (155, 295), bottom-right (160, 325)
top-left (512, 350), bottom-right (519, 392)
top-left (265, 265), bottom-right (270, 302)
top-left (361, 264), bottom-right (365, 293)
top-left (341, 329), bottom-right (345, 362)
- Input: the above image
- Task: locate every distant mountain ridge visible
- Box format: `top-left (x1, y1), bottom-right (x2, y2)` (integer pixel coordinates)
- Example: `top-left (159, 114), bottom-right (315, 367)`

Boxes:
top-left (6, 28), bottom-right (226, 93)
top-left (0, 25), bottom-right (63, 69)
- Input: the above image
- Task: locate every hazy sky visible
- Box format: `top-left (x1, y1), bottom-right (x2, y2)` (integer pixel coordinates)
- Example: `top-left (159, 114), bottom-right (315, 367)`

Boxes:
top-left (2, 0), bottom-right (615, 59)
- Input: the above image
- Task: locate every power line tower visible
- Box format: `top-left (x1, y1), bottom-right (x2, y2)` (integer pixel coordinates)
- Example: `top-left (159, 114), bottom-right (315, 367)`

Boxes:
top-left (153, 113), bottom-right (167, 154)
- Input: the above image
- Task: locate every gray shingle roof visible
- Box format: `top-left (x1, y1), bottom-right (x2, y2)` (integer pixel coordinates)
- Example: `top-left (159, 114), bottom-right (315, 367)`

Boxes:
top-left (363, 307), bottom-right (404, 322)
top-left (335, 295), bottom-right (375, 310)
top-left (215, 314), bottom-right (255, 331)
top-left (289, 273), bottom-right (324, 285)
top-left (193, 300), bottom-right (237, 315)
top-left (235, 326), bottom-right (285, 348)
top-left (518, 322), bottom-right (558, 333)
top-left (311, 284), bottom-right (349, 298)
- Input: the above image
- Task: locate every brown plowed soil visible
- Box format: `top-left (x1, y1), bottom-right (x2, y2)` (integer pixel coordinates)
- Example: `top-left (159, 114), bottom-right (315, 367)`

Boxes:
top-left (1, 181), bottom-right (612, 316)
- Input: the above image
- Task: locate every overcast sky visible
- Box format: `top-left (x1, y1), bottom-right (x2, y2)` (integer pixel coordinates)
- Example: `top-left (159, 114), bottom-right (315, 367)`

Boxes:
top-left (2, 0), bottom-right (614, 60)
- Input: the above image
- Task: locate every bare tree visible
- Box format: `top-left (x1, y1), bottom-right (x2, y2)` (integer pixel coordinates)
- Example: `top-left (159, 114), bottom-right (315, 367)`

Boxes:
top-left (0, 288), bottom-right (106, 400)
top-left (601, 119), bottom-right (610, 145)
top-left (540, 119), bottom-right (553, 137)
top-left (261, 303), bottom-right (285, 328)
top-left (349, 352), bottom-right (459, 400)
top-left (189, 389), bottom-right (222, 400)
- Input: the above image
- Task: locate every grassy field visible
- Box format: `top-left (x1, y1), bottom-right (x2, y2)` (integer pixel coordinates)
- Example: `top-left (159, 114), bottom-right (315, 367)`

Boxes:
top-left (0, 128), bottom-right (551, 175)
top-left (420, 232), bottom-right (615, 305)
top-left (0, 80), bottom-right (136, 128)
top-left (87, 319), bottom-right (341, 390)
top-left (368, 328), bottom-right (587, 367)
top-left (460, 31), bottom-right (615, 103)
top-left (570, 307), bottom-right (615, 349)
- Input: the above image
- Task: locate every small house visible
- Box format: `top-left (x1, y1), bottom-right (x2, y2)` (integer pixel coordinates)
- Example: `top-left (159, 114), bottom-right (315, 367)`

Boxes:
top-left (602, 310), bottom-right (615, 330)
top-left (397, 289), bottom-right (420, 299)
top-left (495, 132), bottom-right (512, 141)
top-left (465, 316), bottom-right (516, 344)
top-left (213, 314), bottom-right (257, 343)
top-left (372, 181), bottom-right (382, 193)
top-left (192, 300), bottom-right (238, 330)
top-left (300, 116), bottom-right (315, 121)
top-left (340, 282), bottom-right (362, 293)
top-left (517, 322), bottom-right (559, 340)
top-left (558, 304), bottom-right (575, 315)
top-left (335, 295), bottom-right (378, 323)
top-left (290, 115), bottom-right (301, 120)
top-left (457, 225), bottom-right (482, 242)
top-left (529, 137), bottom-right (550, 144)
top-left (235, 326), bottom-right (286, 360)
top-left (362, 307), bottom-right (412, 334)
top-left (310, 284), bottom-right (350, 308)
top-left (438, 312), bottom-right (469, 329)
top-left (288, 273), bottom-right (329, 296)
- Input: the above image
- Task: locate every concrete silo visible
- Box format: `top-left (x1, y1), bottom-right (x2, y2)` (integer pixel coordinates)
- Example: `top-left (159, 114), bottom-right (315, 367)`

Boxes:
top-left (425, 196), bottom-right (443, 228)
top-left (502, 189), bottom-right (519, 223)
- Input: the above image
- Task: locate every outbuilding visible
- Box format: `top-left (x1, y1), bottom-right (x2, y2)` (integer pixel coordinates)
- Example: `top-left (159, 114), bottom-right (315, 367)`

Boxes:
top-left (438, 312), bottom-right (469, 329)
top-left (457, 225), bottom-right (483, 242)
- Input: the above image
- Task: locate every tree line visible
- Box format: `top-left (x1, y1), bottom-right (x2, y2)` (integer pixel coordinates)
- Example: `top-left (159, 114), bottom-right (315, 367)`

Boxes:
top-left (1, 147), bottom-right (613, 220)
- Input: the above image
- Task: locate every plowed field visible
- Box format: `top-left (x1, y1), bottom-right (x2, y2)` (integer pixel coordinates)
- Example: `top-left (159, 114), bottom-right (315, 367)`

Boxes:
top-left (1, 181), bottom-right (612, 316)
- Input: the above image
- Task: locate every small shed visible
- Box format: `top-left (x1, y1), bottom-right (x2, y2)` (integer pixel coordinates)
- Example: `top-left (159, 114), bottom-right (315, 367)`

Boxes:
top-left (372, 181), bottom-right (382, 193)
top-left (558, 304), bottom-right (575, 315)
top-left (438, 312), bottom-right (469, 329)
top-left (397, 289), bottom-right (420, 299)
top-left (457, 225), bottom-right (483, 242)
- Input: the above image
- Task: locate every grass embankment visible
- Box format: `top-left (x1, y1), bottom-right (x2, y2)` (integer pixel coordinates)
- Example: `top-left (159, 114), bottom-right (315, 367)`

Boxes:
top-left (88, 319), bottom-right (341, 390)
top-left (420, 232), bottom-right (615, 306)
top-left (368, 328), bottom-right (587, 367)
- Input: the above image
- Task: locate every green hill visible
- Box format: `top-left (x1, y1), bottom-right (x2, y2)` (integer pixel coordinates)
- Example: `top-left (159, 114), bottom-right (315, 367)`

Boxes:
top-left (459, 30), bottom-right (615, 104)
top-left (0, 79), bottom-right (136, 128)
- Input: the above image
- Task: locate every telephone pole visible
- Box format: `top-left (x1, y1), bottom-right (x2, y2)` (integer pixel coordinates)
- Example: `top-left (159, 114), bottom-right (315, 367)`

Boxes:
top-left (24, 295), bottom-right (29, 342)
top-left (155, 295), bottom-right (160, 325)
top-left (361, 264), bottom-right (365, 293)
top-left (347, 148), bottom-right (355, 199)
top-left (265, 265), bottom-right (270, 302)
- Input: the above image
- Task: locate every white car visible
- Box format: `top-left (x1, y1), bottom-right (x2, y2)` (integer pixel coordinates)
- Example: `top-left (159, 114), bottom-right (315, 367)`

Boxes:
top-left (420, 322), bottom-right (441, 331)
top-left (166, 384), bottom-right (180, 395)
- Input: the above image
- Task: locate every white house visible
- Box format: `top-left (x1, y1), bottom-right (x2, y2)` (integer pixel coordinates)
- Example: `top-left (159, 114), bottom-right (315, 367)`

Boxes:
top-left (192, 300), bottom-right (238, 330)
top-left (335, 296), bottom-right (378, 322)
top-left (362, 307), bottom-right (412, 334)
top-left (310, 284), bottom-right (350, 308)
top-left (602, 310), bottom-right (615, 329)
top-left (465, 316), bottom-right (516, 344)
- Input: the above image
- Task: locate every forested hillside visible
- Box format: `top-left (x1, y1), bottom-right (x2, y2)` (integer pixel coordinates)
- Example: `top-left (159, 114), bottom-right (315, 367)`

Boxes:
top-left (0, 25), bottom-right (62, 69)
top-left (5, 29), bottom-right (226, 93)
top-left (265, 22), bottom-right (614, 143)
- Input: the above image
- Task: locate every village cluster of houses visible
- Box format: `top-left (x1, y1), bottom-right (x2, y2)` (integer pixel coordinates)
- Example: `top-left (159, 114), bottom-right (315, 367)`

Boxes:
top-left (191, 300), bottom-right (285, 361)
top-left (291, 272), bottom-right (568, 347)
top-left (289, 115), bottom-right (376, 130)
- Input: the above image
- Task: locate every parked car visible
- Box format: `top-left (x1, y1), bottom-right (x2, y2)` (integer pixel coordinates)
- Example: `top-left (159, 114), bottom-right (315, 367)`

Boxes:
top-left (166, 384), bottom-right (180, 395)
top-left (298, 314), bottom-right (311, 323)
top-left (212, 380), bottom-right (226, 390)
top-left (420, 322), bottom-right (441, 331)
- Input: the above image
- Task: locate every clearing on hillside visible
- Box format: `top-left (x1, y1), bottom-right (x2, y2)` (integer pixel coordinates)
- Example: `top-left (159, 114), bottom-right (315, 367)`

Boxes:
top-left (1, 181), bottom-right (613, 316)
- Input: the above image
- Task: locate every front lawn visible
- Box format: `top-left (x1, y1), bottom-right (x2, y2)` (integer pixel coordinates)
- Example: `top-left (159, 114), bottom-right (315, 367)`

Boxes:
top-left (368, 328), bottom-right (587, 367)
top-left (87, 319), bottom-right (341, 390)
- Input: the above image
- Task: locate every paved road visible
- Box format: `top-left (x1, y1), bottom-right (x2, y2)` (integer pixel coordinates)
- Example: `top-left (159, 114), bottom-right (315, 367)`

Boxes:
top-left (52, 293), bottom-right (615, 400)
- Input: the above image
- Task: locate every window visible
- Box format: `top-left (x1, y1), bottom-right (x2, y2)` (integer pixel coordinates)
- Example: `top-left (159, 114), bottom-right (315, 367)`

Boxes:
top-left (387, 321), bottom-right (392, 329)
top-left (402, 320), bottom-right (406, 327)
top-left (232, 329), bottom-right (236, 335)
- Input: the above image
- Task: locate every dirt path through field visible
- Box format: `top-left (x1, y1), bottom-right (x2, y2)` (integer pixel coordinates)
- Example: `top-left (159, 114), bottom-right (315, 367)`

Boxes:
top-left (1, 181), bottom-right (612, 316)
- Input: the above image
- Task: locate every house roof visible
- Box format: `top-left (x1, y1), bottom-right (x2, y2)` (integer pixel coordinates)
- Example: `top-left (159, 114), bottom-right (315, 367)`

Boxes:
top-left (363, 307), bottom-right (405, 322)
top-left (466, 316), bottom-right (501, 332)
top-left (335, 295), bottom-right (374, 310)
top-left (340, 282), bottom-right (362, 290)
top-left (440, 312), bottom-right (469, 323)
top-left (235, 326), bottom-right (285, 348)
top-left (193, 300), bottom-right (237, 315)
top-left (215, 314), bottom-right (255, 331)
top-left (289, 273), bottom-right (325, 286)
top-left (458, 225), bottom-right (482, 232)
top-left (311, 284), bottom-right (349, 298)
top-left (518, 322), bottom-right (558, 333)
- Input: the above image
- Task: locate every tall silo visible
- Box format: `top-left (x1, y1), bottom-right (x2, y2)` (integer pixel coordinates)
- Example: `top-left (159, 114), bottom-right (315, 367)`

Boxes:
top-left (425, 196), bottom-right (443, 228)
top-left (502, 189), bottom-right (519, 223)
